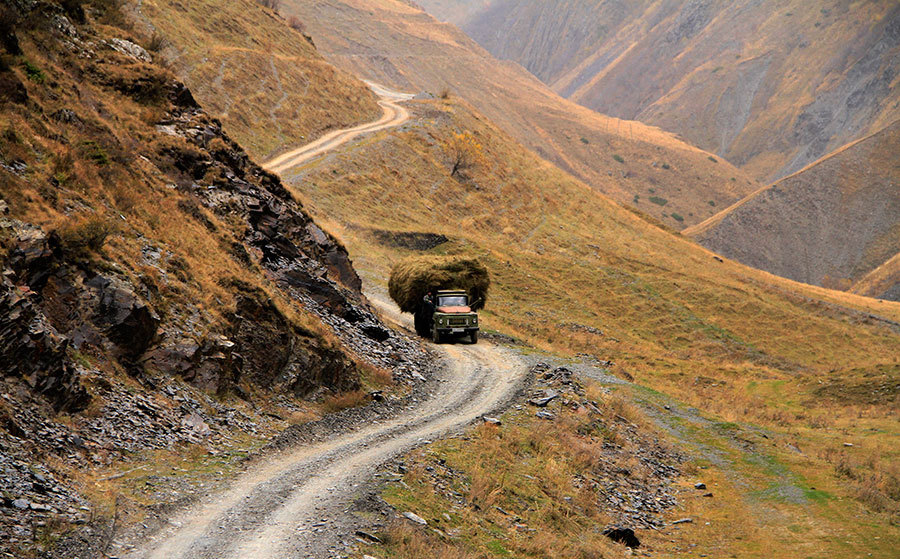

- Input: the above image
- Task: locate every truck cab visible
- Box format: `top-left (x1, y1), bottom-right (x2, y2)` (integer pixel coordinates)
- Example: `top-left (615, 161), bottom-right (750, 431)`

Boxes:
top-left (429, 289), bottom-right (479, 344)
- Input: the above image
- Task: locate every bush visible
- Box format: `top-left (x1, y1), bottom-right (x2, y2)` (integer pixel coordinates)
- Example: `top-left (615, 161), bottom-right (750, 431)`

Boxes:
top-left (580, 137), bottom-right (590, 144)
top-left (286, 16), bottom-right (305, 33)
top-left (661, 163), bottom-right (671, 170)
top-left (612, 154), bottom-right (624, 163)
top-left (670, 213), bottom-right (684, 222)
top-left (23, 60), bottom-right (44, 83)
top-left (56, 215), bottom-right (112, 260)
top-left (146, 33), bottom-right (168, 53)
top-left (80, 141), bottom-right (109, 165)
top-left (708, 155), bottom-right (718, 163)
top-left (439, 87), bottom-right (451, 100)
top-left (649, 196), bottom-right (668, 206)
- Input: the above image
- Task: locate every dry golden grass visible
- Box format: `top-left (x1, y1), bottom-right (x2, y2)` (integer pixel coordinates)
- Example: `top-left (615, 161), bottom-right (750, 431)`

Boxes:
top-left (287, 97), bottom-right (900, 556)
top-left (373, 377), bottom-right (735, 558)
top-left (138, 0), bottom-right (381, 160)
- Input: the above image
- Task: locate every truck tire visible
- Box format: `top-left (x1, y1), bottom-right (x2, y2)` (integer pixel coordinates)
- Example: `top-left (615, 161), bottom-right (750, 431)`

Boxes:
top-left (469, 330), bottom-right (478, 344)
top-left (432, 326), bottom-right (441, 344)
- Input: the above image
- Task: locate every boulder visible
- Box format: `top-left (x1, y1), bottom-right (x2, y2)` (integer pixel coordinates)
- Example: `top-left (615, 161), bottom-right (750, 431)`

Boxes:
top-left (602, 525), bottom-right (640, 548)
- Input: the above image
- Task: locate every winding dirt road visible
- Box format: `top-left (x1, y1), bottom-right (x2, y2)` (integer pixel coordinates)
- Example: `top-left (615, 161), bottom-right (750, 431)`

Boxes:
top-left (263, 82), bottom-right (414, 175)
top-left (129, 297), bottom-right (526, 558)
top-left (127, 88), bottom-right (530, 556)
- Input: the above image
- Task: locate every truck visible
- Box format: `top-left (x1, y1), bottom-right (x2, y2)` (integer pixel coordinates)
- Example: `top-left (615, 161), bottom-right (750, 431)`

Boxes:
top-left (388, 255), bottom-right (489, 345)
top-left (416, 289), bottom-right (479, 344)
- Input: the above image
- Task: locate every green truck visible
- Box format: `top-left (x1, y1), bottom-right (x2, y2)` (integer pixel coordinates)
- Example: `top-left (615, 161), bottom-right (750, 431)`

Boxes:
top-left (415, 289), bottom-right (479, 344)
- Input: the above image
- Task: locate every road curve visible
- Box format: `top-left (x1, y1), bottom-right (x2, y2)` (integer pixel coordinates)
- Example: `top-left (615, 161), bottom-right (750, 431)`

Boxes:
top-left (126, 292), bottom-right (527, 558)
top-left (263, 82), bottom-right (414, 175)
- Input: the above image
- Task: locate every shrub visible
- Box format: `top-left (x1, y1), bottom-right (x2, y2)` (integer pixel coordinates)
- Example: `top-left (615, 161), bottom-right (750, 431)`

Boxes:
top-left (580, 137), bottom-right (590, 144)
top-left (438, 87), bottom-right (451, 99)
top-left (23, 60), bottom-right (44, 83)
top-left (708, 200), bottom-right (716, 207)
top-left (649, 196), bottom-right (668, 206)
top-left (146, 33), bottom-right (168, 53)
top-left (80, 141), bottom-right (109, 165)
top-left (661, 162), bottom-right (671, 170)
top-left (670, 213), bottom-right (684, 222)
top-left (708, 155), bottom-right (718, 163)
top-left (612, 154), bottom-right (624, 163)
top-left (286, 16), bottom-right (305, 33)
top-left (56, 215), bottom-right (112, 260)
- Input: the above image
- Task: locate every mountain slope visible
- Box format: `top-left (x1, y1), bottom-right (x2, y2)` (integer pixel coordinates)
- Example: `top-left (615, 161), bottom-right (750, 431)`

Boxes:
top-left (280, 92), bottom-right (900, 555)
top-left (136, 0), bottom-right (381, 160)
top-left (687, 119), bottom-right (900, 301)
top-left (430, 0), bottom-right (900, 182)
top-left (274, 0), bottom-right (761, 230)
top-left (0, 2), bottom-right (420, 554)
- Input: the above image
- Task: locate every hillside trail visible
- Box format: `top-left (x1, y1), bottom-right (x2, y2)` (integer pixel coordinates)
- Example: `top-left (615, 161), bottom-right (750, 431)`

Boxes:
top-left (263, 81), bottom-right (414, 174)
top-left (125, 291), bottom-right (527, 558)
top-left (122, 80), bottom-right (529, 559)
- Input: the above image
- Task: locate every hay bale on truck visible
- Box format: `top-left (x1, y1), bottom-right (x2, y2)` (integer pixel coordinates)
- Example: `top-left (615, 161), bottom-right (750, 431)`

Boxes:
top-left (388, 256), bottom-right (489, 343)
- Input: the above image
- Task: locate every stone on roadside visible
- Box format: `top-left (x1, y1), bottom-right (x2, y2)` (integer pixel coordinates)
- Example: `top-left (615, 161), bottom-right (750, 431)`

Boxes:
top-left (402, 511), bottom-right (427, 525)
top-left (535, 410), bottom-right (555, 420)
top-left (694, 482), bottom-right (706, 490)
top-left (482, 416), bottom-right (501, 425)
top-left (529, 389), bottom-right (559, 407)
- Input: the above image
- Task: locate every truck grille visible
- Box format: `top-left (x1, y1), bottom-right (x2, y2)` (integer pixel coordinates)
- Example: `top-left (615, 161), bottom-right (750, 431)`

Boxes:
top-left (448, 317), bottom-right (468, 326)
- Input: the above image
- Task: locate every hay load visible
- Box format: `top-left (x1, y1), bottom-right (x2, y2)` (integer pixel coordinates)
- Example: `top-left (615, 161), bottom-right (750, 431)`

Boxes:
top-left (388, 256), bottom-right (489, 314)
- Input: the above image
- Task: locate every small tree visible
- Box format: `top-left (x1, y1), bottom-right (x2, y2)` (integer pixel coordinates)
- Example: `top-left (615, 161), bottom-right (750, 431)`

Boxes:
top-left (286, 16), bottom-right (305, 33)
top-left (447, 131), bottom-right (483, 178)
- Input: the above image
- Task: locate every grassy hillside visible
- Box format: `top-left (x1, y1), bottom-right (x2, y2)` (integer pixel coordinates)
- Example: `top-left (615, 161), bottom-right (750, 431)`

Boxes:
top-left (136, 0), bottom-right (381, 160)
top-left (439, 0), bottom-right (900, 182)
top-left (276, 0), bottom-right (762, 230)
top-left (0, 5), bottom-right (403, 553)
top-left (281, 96), bottom-right (900, 555)
top-left (688, 119), bottom-right (900, 301)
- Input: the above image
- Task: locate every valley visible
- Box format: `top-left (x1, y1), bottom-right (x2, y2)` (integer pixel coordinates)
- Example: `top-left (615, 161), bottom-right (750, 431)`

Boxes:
top-left (0, 1), bottom-right (897, 558)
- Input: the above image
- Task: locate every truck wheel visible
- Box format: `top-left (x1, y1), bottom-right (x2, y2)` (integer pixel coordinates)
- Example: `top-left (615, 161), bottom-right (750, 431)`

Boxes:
top-left (470, 331), bottom-right (478, 344)
top-left (432, 326), bottom-right (441, 344)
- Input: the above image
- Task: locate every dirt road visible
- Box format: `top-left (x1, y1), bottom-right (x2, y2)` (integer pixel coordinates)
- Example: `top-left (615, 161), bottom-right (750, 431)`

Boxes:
top-left (263, 82), bottom-right (414, 175)
top-left (127, 291), bottom-right (528, 559)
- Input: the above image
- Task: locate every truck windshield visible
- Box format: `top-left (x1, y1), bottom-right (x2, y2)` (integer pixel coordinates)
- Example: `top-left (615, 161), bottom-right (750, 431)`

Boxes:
top-left (438, 295), bottom-right (468, 307)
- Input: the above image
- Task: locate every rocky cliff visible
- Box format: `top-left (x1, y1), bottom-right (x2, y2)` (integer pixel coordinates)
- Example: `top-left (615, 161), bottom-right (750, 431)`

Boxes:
top-left (0, 2), bottom-right (423, 554)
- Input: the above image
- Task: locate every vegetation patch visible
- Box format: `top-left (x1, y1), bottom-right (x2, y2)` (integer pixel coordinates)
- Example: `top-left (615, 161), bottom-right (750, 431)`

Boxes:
top-left (649, 196), bottom-right (669, 206)
top-left (23, 60), bottom-right (44, 83)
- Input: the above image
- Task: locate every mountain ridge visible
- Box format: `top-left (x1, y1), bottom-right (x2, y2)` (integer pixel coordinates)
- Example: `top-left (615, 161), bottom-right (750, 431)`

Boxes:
top-left (423, 0), bottom-right (900, 182)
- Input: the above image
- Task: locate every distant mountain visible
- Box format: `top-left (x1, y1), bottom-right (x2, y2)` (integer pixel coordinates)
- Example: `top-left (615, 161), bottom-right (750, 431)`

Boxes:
top-left (277, 0), bottom-right (761, 230)
top-left (687, 120), bottom-right (900, 301)
top-left (423, 0), bottom-right (900, 182)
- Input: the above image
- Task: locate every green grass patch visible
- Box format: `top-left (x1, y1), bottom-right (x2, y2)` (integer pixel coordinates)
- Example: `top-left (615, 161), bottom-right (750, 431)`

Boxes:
top-left (649, 196), bottom-right (669, 206)
top-left (23, 60), bottom-right (45, 83)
